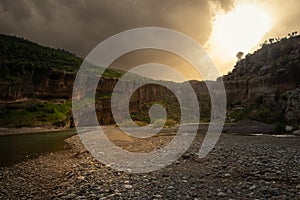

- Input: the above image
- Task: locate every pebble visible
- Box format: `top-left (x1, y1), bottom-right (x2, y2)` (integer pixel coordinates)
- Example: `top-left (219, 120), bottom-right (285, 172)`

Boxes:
top-left (167, 186), bottom-right (175, 190)
top-left (124, 184), bottom-right (133, 189)
top-left (250, 185), bottom-right (257, 190)
top-left (217, 192), bottom-right (227, 197)
top-left (77, 176), bottom-right (85, 181)
top-left (1, 133), bottom-right (299, 199)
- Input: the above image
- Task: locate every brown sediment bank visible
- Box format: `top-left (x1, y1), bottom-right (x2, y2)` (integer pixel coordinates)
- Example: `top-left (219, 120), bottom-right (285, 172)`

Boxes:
top-left (0, 119), bottom-right (280, 137)
top-left (0, 127), bottom-right (75, 136)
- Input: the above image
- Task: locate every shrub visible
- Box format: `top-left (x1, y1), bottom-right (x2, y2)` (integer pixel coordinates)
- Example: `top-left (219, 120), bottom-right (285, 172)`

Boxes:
top-left (287, 63), bottom-right (300, 85)
top-left (151, 118), bottom-right (177, 128)
top-left (164, 119), bottom-right (178, 127)
top-left (118, 120), bottom-right (137, 128)
top-left (274, 122), bottom-right (286, 134)
top-left (0, 101), bottom-right (71, 128)
top-left (117, 120), bottom-right (148, 128)
top-left (270, 46), bottom-right (281, 59)
top-left (134, 121), bottom-right (148, 127)
top-left (280, 55), bottom-right (289, 66)
top-left (255, 96), bottom-right (264, 106)
top-left (152, 119), bottom-right (166, 128)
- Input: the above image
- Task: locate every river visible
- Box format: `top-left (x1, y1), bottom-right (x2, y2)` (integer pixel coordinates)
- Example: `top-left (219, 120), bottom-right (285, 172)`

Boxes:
top-left (0, 130), bottom-right (77, 166)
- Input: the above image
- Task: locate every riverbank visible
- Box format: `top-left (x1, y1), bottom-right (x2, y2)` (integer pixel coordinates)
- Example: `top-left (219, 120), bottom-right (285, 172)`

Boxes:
top-left (0, 126), bottom-right (299, 199)
top-left (0, 127), bottom-right (75, 136)
top-left (0, 129), bottom-right (77, 166)
top-left (0, 119), bottom-right (282, 137)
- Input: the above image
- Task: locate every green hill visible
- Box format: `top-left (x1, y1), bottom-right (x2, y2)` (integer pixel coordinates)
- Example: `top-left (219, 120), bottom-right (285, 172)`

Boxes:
top-left (0, 34), bottom-right (126, 81)
top-left (0, 34), bottom-right (83, 81)
top-left (0, 34), bottom-right (123, 128)
top-left (0, 34), bottom-right (177, 128)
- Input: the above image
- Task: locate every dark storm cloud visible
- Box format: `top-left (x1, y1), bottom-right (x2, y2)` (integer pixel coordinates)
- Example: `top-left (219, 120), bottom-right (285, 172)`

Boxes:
top-left (265, 0), bottom-right (300, 38)
top-left (0, 0), bottom-right (234, 57)
top-left (211, 0), bottom-right (235, 12)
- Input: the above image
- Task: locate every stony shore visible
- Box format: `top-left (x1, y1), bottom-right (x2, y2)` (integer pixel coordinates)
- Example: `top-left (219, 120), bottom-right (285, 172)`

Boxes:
top-left (0, 126), bottom-right (299, 199)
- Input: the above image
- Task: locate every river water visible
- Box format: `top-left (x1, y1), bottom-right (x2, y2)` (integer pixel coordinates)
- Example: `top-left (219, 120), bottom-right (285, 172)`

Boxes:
top-left (0, 130), bottom-right (77, 166)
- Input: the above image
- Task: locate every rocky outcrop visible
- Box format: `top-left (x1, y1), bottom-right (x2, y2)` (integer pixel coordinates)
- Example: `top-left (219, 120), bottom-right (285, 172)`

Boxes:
top-left (0, 69), bottom-right (75, 100)
top-left (0, 70), bottom-right (34, 100)
top-left (282, 87), bottom-right (300, 125)
top-left (34, 69), bottom-right (75, 99)
top-left (223, 35), bottom-right (300, 125)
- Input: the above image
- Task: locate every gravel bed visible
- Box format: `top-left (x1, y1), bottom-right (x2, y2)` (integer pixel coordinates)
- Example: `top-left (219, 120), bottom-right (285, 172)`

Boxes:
top-left (0, 131), bottom-right (299, 199)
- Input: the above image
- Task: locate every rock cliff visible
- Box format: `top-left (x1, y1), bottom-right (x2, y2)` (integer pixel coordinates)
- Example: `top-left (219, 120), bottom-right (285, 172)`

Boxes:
top-left (224, 35), bottom-right (300, 126)
top-left (1, 34), bottom-right (299, 128)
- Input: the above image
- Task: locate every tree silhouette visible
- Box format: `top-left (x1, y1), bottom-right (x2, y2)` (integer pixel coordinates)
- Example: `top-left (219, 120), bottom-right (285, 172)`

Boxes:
top-left (236, 51), bottom-right (244, 62)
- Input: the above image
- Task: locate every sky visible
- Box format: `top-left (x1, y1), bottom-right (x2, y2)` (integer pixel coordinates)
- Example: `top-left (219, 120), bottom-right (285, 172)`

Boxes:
top-left (0, 0), bottom-right (299, 81)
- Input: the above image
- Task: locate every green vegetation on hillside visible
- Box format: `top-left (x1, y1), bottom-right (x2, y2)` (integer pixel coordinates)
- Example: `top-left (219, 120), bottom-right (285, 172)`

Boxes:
top-left (0, 34), bottom-right (83, 81)
top-left (0, 101), bottom-right (72, 128)
top-left (128, 101), bottom-right (180, 125)
top-left (228, 105), bottom-right (286, 133)
top-left (0, 34), bottom-right (164, 128)
top-left (0, 34), bottom-right (128, 81)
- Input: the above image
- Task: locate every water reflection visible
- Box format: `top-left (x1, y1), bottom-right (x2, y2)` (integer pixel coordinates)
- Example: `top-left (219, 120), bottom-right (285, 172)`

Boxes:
top-left (0, 130), bottom-right (76, 166)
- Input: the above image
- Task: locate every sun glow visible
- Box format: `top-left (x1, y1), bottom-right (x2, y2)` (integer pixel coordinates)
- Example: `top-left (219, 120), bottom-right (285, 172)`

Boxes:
top-left (209, 4), bottom-right (272, 62)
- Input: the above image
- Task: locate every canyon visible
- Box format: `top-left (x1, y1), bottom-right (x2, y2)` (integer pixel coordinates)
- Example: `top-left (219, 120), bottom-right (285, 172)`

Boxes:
top-left (0, 34), bottom-right (299, 128)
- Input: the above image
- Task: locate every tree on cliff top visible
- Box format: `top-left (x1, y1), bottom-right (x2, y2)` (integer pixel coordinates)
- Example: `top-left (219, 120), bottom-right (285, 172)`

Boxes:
top-left (236, 51), bottom-right (244, 62)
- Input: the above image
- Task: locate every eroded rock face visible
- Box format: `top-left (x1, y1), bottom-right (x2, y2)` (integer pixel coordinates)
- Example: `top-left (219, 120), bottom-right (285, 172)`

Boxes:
top-left (283, 88), bottom-right (300, 125)
top-left (34, 69), bottom-right (75, 99)
top-left (223, 36), bottom-right (300, 125)
top-left (1, 36), bottom-right (300, 127)
top-left (93, 81), bottom-right (210, 125)
top-left (0, 69), bottom-right (75, 100)
top-left (0, 70), bottom-right (34, 100)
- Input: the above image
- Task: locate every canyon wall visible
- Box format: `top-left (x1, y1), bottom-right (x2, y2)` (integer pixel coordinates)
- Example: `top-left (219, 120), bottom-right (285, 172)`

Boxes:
top-left (224, 36), bottom-right (300, 125)
top-left (1, 35), bottom-right (300, 127)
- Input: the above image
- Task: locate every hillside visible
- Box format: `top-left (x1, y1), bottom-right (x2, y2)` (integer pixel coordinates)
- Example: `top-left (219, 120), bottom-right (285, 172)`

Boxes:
top-left (0, 35), bottom-right (113, 127)
top-left (0, 34), bottom-right (299, 131)
top-left (0, 34), bottom-right (83, 80)
top-left (224, 34), bottom-right (300, 128)
top-left (0, 35), bottom-right (184, 128)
